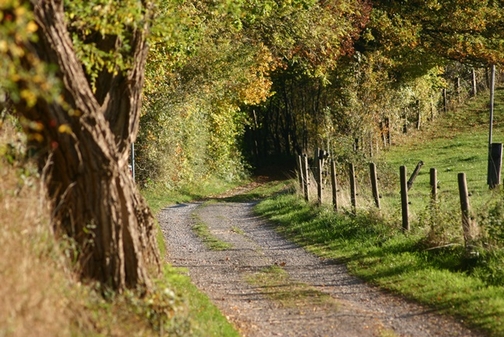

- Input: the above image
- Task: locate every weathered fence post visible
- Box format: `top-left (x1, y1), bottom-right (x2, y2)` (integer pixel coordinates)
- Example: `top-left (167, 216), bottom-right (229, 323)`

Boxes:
top-left (349, 163), bottom-right (357, 213)
top-left (487, 143), bottom-right (503, 189)
top-left (472, 68), bottom-right (477, 97)
top-left (407, 161), bottom-right (424, 191)
top-left (331, 159), bottom-right (338, 211)
top-left (443, 88), bottom-right (447, 113)
top-left (400, 165), bottom-right (410, 231)
top-left (369, 163), bottom-right (380, 209)
top-left (385, 117), bottom-right (391, 146)
top-left (458, 173), bottom-right (475, 251)
top-left (317, 157), bottom-right (323, 206)
top-left (380, 120), bottom-right (387, 148)
top-left (430, 168), bottom-right (438, 203)
top-left (302, 154), bottom-right (309, 202)
top-left (297, 155), bottom-right (303, 192)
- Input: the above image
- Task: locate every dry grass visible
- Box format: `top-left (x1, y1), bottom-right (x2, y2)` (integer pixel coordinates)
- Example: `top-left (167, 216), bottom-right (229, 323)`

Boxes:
top-left (0, 120), bottom-right (76, 336)
top-left (0, 119), bottom-right (159, 337)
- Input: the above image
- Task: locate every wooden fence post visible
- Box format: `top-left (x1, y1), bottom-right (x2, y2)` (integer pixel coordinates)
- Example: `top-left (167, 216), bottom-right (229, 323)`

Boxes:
top-left (430, 168), bottom-right (437, 203)
top-left (317, 157), bottom-right (323, 206)
top-left (400, 165), bottom-right (410, 231)
top-left (472, 68), bottom-right (477, 97)
top-left (297, 155), bottom-right (303, 192)
top-left (349, 163), bottom-right (357, 213)
top-left (302, 154), bottom-right (309, 202)
top-left (458, 173), bottom-right (475, 250)
top-left (369, 163), bottom-right (380, 209)
top-left (443, 88), bottom-right (447, 113)
top-left (385, 117), bottom-right (391, 146)
top-left (331, 159), bottom-right (338, 211)
top-left (407, 161), bottom-right (424, 191)
top-left (487, 143), bottom-right (503, 189)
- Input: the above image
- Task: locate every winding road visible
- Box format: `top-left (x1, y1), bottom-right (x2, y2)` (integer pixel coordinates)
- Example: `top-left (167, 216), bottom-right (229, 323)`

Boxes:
top-left (159, 195), bottom-right (485, 337)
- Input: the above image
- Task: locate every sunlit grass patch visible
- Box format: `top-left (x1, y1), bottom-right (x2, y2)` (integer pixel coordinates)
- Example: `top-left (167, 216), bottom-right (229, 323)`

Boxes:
top-left (191, 214), bottom-right (233, 251)
top-left (245, 265), bottom-right (338, 309)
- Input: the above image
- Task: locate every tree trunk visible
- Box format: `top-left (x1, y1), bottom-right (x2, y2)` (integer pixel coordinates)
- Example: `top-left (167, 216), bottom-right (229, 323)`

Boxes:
top-left (16, 0), bottom-right (160, 291)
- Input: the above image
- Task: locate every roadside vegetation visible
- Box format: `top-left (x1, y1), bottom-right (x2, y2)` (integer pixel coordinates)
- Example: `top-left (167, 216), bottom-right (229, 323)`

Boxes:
top-left (254, 88), bottom-right (504, 336)
top-left (0, 117), bottom-right (239, 336)
top-left (192, 210), bottom-right (234, 251)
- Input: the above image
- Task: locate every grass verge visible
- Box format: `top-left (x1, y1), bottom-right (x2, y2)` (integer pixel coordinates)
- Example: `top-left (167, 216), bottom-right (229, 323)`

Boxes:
top-left (255, 193), bottom-right (504, 336)
top-left (0, 117), bottom-right (240, 337)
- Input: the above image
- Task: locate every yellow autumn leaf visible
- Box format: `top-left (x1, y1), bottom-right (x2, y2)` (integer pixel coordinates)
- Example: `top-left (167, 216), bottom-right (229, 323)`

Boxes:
top-left (20, 89), bottom-right (37, 106)
top-left (14, 6), bottom-right (26, 17)
top-left (0, 40), bottom-right (7, 53)
top-left (26, 21), bottom-right (38, 33)
top-left (58, 124), bottom-right (72, 134)
top-left (28, 133), bottom-right (44, 143)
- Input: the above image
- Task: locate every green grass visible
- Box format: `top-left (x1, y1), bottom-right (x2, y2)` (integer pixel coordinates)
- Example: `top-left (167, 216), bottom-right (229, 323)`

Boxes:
top-left (376, 88), bottom-right (504, 216)
top-left (160, 266), bottom-right (240, 337)
top-left (245, 265), bottom-right (337, 309)
top-left (255, 193), bottom-right (504, 336)
top-left (255, 88), bottom-right (504, 337)
top-left (191, 213), bottom-right (233, 251)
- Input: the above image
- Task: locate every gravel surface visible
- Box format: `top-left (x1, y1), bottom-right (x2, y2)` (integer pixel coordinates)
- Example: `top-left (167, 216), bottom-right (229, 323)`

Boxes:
top-left (159, 195), bottom-right (487, 337)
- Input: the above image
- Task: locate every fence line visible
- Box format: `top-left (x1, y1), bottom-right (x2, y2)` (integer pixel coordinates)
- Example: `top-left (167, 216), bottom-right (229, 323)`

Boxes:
top-left (296, 151), bottom-right (499, 249)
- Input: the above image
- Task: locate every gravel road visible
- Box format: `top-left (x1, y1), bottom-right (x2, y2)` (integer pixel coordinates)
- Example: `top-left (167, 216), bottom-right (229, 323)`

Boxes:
top-left (159, 195), bottom-right (486, 337)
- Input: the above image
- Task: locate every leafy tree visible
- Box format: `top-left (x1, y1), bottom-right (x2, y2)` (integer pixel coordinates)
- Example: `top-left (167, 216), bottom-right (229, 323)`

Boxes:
top-left (367, 0), bottom-right (504, 66)
top-left (2, 0), bottom-right (160, 291)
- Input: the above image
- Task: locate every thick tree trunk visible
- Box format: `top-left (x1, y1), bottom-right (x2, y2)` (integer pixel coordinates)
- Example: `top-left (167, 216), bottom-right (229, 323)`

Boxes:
top-left (17, 0), bottom-right (160, 291)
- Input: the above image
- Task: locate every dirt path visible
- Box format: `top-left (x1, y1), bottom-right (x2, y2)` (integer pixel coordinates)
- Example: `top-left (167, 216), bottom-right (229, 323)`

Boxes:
top-left (159, 198), bottom-right (486, 337)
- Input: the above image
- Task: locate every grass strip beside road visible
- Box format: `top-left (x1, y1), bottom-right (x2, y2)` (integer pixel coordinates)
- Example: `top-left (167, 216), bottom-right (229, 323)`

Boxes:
top-left (191, 212), bottom-right (234, 251)
top-left (255, 183), bottom-right (504, 336)
top-left (245, 265), bottom-right (338, 309)
top-left (142, 179), bottom-right (245, 336)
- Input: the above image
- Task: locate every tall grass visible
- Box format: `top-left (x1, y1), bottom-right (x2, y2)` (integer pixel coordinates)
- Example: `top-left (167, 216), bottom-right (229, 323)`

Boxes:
top-left (0, 119), bottom-right (75, 336)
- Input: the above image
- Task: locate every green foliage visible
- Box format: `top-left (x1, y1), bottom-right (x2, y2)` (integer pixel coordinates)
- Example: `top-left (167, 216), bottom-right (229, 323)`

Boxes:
top-left (418, 198), bottom-right (465, 249)
top-left (137, 0), bottom-right (374, 187)
top-left (64, 0), bottom-right (147, 90)
top-left (0, 0), bottom-right (60, 106)
top-left (478, 189), bottom-right (504, 248)
top-left (368, 0), bottom-right (504, 66)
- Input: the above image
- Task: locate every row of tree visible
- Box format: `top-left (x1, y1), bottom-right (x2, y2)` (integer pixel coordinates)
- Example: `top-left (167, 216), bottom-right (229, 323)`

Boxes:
top-left (2, 0), bottom-right (504, 291)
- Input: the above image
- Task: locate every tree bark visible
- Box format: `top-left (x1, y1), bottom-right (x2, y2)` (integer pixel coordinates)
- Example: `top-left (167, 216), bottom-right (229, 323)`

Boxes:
top-left (17, 0), bottom-right (160, 291)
